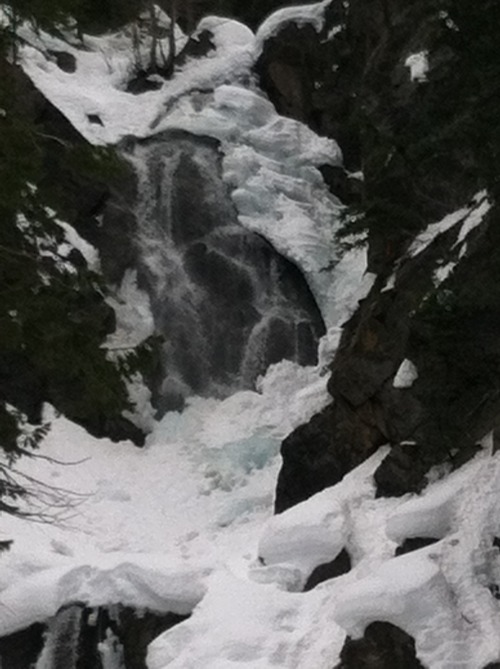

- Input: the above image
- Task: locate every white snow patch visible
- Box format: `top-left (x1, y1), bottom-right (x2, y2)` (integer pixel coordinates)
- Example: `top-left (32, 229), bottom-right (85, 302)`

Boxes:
top-left (405, 51), bottom-right (429, 82)
top-left (255, 0), bottom-right (331, 56)
top-left (455, 192), bottom-right (491, 246)
top-left (433, 261), bottom-right (456, 286)
top-left (408, 191), bottom-right (489, 258)
top-left (393, 359), bottom-right (418, 388)
top-left (54, 220), bottom-right (100, 271)
top-left (327, 25), bottom-right (344, 40)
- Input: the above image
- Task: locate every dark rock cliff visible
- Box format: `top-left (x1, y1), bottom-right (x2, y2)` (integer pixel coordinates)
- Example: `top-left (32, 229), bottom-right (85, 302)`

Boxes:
top-left (258, 0), bottom-right (500, 511)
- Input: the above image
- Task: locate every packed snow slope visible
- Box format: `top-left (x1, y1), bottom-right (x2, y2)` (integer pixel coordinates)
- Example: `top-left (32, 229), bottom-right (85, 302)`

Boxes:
top-left (1, 3), bottom-right (500, 669)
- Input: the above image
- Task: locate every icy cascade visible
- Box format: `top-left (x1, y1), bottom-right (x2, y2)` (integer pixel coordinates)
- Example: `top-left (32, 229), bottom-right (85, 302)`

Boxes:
top-left (128, 130), bottom-right (325, 408)
top-left (35, 605), bottom-right (83, 669)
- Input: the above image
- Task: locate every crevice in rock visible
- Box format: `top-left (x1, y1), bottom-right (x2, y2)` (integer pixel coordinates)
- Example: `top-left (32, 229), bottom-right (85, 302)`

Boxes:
top-left (395, 537), bottom-right (439, 556)
top-left (11, 603), bottom-right (189, 669)
top-left (335, 621), bottom-right (425, 669)
top-left (303, 548), bottom-right (352, 591)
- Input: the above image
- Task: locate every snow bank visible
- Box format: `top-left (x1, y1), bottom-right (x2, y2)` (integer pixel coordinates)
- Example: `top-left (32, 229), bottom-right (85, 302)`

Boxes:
top-left (393, 359), bottom-right (418, 388)
top-left (147, 569), bottom-right (344, 669)
top-left (255, 0), bottom-right (331, 56)
top-left (0, 555), bottom-right (205, 638)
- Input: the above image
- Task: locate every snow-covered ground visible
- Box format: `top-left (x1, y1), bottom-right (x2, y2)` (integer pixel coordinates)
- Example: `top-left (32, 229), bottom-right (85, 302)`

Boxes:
top-left (4, 390), bottom-right (500, 668)
top-left (0, 360), bottom-right (330, 638)
top-left (3, 3), bottom-right (500, 668)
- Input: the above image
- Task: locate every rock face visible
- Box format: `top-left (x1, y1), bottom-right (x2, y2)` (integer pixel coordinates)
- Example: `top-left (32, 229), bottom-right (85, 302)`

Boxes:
top-left (0, 623), bottom-right (45, 669)
top-left (265, 0), bottom-right (500, 510)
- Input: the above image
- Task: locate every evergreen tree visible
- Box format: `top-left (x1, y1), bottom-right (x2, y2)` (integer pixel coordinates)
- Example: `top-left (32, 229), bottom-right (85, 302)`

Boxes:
top-left (0, 52), bottom-right (152, 526)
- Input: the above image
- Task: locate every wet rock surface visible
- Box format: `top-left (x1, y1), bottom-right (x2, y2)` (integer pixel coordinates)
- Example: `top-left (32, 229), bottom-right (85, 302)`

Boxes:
top-left (0, 623), bottom-right (45, 669)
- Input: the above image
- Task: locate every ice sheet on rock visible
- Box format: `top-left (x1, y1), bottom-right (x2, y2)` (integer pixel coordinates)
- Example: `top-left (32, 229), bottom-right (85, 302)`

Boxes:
top-left (254, 0), bottom-right (331, 56)
top-left (333, 548), bottom-right (459, 657)
top-left (385, 459), bottom-right (484, 543)
top-left (196, 16), bottom-right (255, 50)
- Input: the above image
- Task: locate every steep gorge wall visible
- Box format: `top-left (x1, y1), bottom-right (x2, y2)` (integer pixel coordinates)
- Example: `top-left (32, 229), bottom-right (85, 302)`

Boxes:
top-left (255, 0), bottom-right (500, 511)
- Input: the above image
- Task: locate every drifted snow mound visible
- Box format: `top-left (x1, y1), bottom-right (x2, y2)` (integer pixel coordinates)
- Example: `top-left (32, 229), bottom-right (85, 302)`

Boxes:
top-left (0, 555), bottom-right (204, 638)
top-left (149, 441), bottom-right (500, 669)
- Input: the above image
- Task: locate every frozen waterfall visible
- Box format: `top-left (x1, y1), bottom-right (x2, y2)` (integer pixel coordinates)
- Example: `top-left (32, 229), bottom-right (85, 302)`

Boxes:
top-left (128, 130), bottom-right (326, 411)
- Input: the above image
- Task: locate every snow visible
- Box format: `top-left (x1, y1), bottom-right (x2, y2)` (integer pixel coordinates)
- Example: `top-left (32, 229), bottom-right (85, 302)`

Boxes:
top-left (0, 554), bottom-right (205, 637)
top-left (54, 219), bottom-right (101, 271)
top-left (434, 261), bottom-right (456, 286)
top-left (0, 359), bottom-right (330, 629)
top-left (455, 193), bottom-right (492, 246)
top-left (405, 51), bottom-right (429, 82)
top-left (408, 191), bottom-right (490, 258)
top-left (393, 358), bottom-right (418, 388)
top-left (255, 0), bottom-right (331, 56)
top-left (7, 6), bottom-right (500, 669)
